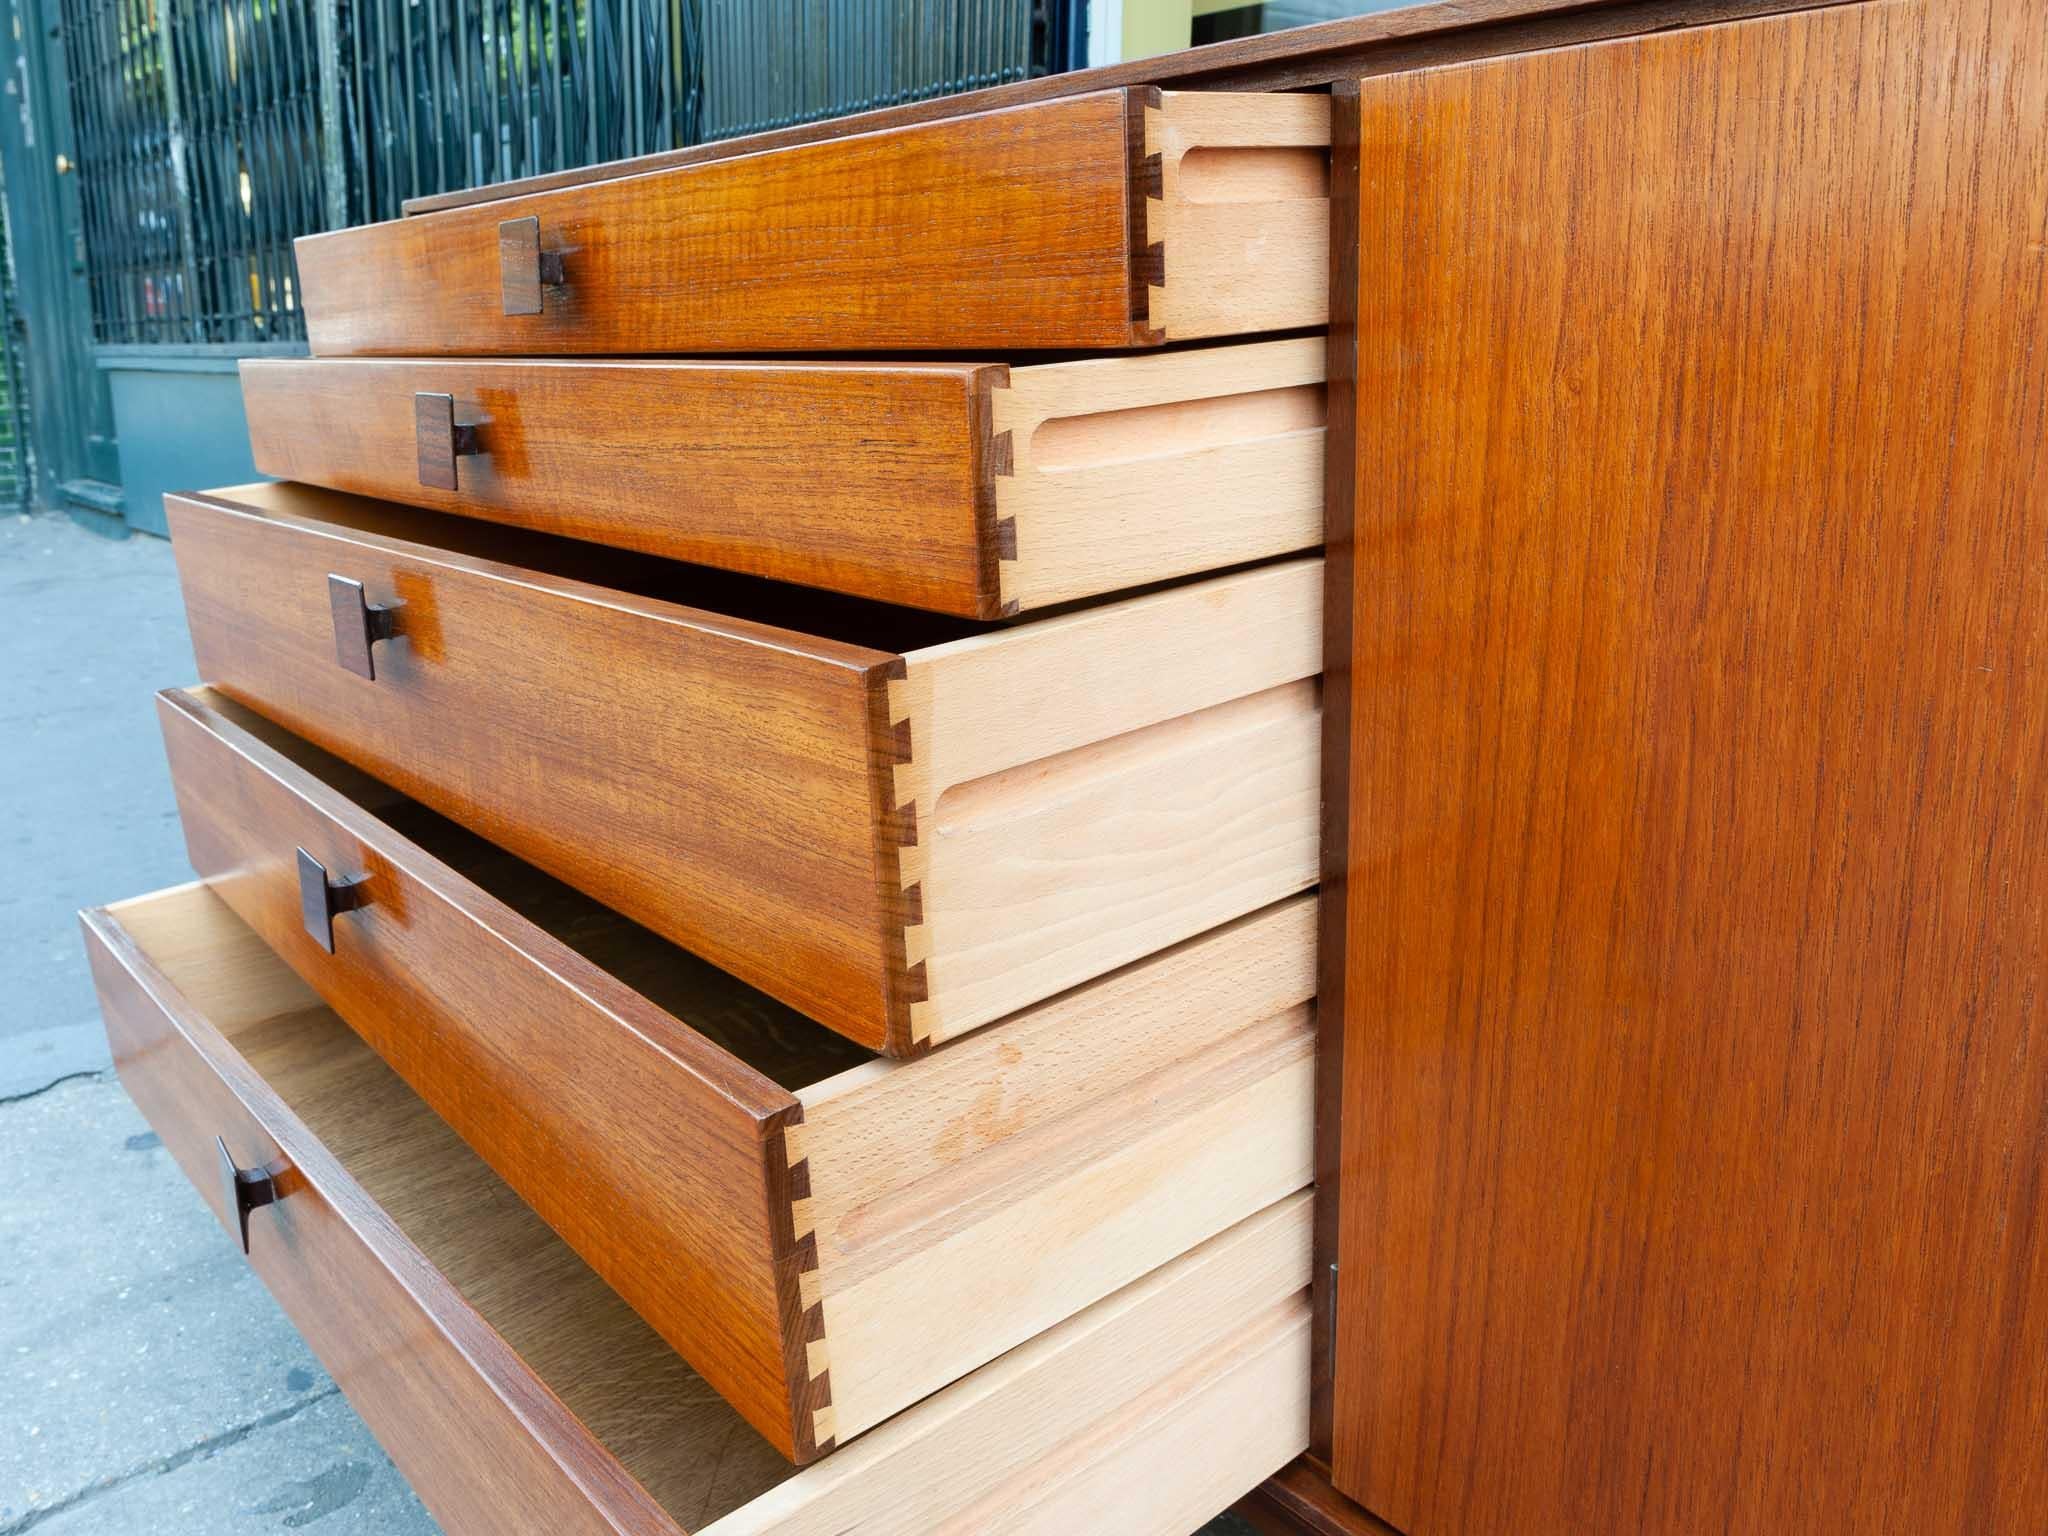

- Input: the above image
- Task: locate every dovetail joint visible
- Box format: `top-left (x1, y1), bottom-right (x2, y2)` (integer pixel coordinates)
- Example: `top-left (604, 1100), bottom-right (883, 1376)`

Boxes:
top-left (1136, 97), bottom-right (1167, 327)
top-left (885, 677), bottom-right (933, 1046)
top-left (783, 1122), bottom-right (835, 1454)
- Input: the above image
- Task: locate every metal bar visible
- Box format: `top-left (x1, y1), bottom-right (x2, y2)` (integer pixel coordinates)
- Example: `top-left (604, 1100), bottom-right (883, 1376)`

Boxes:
top-left (155, 0), bottom-right (204, 338)
top-left (482, 0), bottom-right (502, 180)
top-left (316, 0), bottom-right (345, 226)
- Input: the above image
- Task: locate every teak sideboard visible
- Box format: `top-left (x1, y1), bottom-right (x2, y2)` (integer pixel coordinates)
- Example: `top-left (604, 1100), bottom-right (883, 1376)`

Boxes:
top-left (81, 1), bottom-right (2046, 1532)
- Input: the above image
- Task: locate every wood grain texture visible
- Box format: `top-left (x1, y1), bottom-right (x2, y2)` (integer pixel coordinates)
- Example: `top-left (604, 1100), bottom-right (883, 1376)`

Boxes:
top-left (154, 685), bottom-right (842, 1461)
top-left (701, 1192), bottom-right (1315, 1536)
top-left (303, 89), bottom-right (1331, 355)
top-left (165, 481), bottom-right (917, 1052)
top-left (1144, 91), bottom-right (1332, 339)
top-left (791, 894), bottom-right (1317, 1439)
top-left (240, 340), bottom-right (1328, 619)
top-left (1330, 3), bottom-right (2048, 1530)
top-left (82, 888), bottom-right (745, 1535)
top-left (994, 335), bottom-right (1326, 613)
top-left (168, 482), bottom-right (1322, 1053)
top-left (302, 92), bottom-right (1149, 355)
top-left (889, 555), bottom-right (1324, 1043)
top-left (155, 683), bottom-right (1319, 1452)
top-left (398, 0), bottom-right (1854, 217)
top-left (242, 357), bottom-right (1001, 616)
top-left (84, 888), bottom-right (1311, 1534)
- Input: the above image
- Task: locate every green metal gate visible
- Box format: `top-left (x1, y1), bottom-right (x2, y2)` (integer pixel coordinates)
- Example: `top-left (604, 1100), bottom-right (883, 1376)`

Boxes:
top-left (49, 0), bottom-right (1077, 346)
top-left (3, 0), bottom-right (1082, 528)
top-left (0, 192), bottom-right (27, 511)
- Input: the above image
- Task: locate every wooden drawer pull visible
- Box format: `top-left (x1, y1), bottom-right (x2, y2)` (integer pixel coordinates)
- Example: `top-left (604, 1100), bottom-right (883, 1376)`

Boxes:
top-left (498, 215), bottom-right (566, 316)
top-left (297, 846), bottom-right (371, 953)
top-left (214, 1135), bottom-right (288, 1254)
top-left (414, 392), bottom-right (482, 491)
top-left (326, 572), bottom-right (400, 680)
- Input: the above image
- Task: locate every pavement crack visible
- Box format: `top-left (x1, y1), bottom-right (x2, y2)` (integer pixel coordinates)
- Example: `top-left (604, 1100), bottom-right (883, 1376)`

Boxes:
top-left (0, 1387), bottom-right (342, 1534)
top-left (0, 1071), bottom-right (104, 1108)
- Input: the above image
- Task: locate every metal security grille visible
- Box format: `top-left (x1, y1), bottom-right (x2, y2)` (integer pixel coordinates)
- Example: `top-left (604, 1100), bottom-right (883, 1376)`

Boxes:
top-left (164, 0), bottom-right (328, 339)
top-left (58, 0), bottom-right (188, 342)
top-left (341, 0), bottom-right (705, 225)
top-left (56, 0), bottom-right (1081, 344)
top-left (0, 194), bottom-right (26, 510)
top-left (702, 0), bottom-right (1037, 140)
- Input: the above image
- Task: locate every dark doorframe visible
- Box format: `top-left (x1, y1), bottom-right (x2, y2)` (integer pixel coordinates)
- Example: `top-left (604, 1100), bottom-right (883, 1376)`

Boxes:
top-left (0, 0), bottom-right (123, 525)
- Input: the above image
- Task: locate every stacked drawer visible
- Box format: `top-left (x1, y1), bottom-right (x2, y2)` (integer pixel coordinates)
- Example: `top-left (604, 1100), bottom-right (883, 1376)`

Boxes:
top-left (83, 84), bottom-right (1333, 1534)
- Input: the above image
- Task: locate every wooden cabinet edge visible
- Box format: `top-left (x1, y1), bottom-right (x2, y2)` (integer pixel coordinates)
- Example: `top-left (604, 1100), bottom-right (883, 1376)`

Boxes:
top-left (1234, 1458), bottom-right (1400, 1536)
top-left (1311, 77), bottom-right (1363, 1466)
top-left (240, 358), bottom-right (1013, 621)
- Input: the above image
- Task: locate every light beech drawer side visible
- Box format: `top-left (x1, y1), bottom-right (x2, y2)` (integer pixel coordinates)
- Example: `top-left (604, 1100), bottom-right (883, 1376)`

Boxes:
top-left (83, 881), bottom-right (1311, 1536)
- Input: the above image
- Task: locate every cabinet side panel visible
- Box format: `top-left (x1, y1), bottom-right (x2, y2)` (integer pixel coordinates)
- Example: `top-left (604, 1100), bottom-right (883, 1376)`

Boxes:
top-left (1331, 3), bottom-right (2048, 1530)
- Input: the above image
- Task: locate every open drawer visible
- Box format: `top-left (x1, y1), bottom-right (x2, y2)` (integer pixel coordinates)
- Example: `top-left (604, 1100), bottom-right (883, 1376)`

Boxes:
top-left (168, 483), bottom-right (1322, 1054)
top-left (156, 685), bottom-right (1316, 1462)
top-left (295, 90), bottom-right (1331, 355)
top-left (238, 336), bottom-right (1327, 617)
top-left (81, 882), bottom-right (1312, 1533)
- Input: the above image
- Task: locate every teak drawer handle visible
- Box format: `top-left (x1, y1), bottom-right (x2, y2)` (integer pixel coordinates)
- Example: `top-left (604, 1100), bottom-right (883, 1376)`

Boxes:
top-left (326, 572), bottom-right (400, 681)
top-left (499, 214), bottom-right (566, 316)
top-left (414, 392), bottom-right (482, 491)
top-left (215, 1136), bottom-right (290, 1255)
top-left (297, 846), bottom-right (372, 954)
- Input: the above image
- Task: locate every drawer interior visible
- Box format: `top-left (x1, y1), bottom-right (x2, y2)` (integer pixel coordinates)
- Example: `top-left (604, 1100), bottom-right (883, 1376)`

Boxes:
top-left (211, 691), bottom-right (877, 1095)
top-left (104, 882), bottom-right (1314, 1532)
top-left (110, 881), bottom-right (805, 1528)
top-left (219, 479), bottom-right (987, 655)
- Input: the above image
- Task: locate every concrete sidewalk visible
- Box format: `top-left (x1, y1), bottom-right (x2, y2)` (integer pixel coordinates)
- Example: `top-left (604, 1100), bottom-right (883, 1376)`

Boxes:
top-left (0, 511), bottom-right (1261, 1535)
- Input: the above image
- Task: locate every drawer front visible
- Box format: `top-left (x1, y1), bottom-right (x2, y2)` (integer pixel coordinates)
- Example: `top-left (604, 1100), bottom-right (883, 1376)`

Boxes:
top-left (81, 896), bottom-right (688, 1536)
top-left (83, 885), bottom-right (1311, 1536)
top-left (166, 485), bottom-right (907, 1050)
top-left (240, 336), bottom-right (1329, 620)
top-left (299, 92), bottom-right (1147, 356)
top-left (170, 484), bottom-right (1324, 1054)
top-left (161, 685), bottom-right (1316, 1457)
top-left (154, 686), bottom-right (826, 1461)
top-left (241, 357), bottom-right (1004, 617)
top-left (297, 91), bottom-right (1330, 357)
